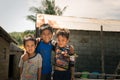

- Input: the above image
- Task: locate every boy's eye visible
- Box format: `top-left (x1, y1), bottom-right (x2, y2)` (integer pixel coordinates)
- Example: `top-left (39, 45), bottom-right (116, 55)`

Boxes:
top-left (27, 45), bottom-right (30, 47)
top-left (42, 33), bottom-right (51, 36)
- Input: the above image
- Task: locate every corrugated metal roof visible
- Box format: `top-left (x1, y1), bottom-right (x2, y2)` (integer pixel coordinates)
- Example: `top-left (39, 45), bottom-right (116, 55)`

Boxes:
top-left (36, 14), bottom-right (120, 32)
top-left (0, 26), bottom-right (17, 44)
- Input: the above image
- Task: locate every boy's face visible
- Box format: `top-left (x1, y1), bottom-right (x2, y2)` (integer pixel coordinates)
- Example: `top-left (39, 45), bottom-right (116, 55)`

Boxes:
top-left (24, 40), bottom-right (36, 54)
top-left (41, 29), bottom-right (53, 43)
top-left (57, 35), bottom-right (69, 48)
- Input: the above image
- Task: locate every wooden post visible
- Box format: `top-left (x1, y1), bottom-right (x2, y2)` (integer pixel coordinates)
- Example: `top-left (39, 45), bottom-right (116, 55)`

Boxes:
top-left (35, 27), bottom-right (39, 38)
top-left (100, 25), bottom-right (105, 78)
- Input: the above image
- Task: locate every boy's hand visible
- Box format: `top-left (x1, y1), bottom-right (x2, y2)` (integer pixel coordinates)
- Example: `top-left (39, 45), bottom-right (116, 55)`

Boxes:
top-left (36, 38), bottom-right (41, 44)
top-left (22, 51), bottom-right (29, 62)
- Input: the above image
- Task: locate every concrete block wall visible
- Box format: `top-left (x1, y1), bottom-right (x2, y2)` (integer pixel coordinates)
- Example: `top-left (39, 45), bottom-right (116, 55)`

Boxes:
top-left (0, 37), bottom-right (9, 80)
top-left (69, 30), bottom-right (120, 74)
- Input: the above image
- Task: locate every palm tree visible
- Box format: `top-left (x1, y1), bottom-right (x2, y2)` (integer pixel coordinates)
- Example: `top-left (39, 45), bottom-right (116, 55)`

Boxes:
top-left (27, 0), bottom-right (67, 37)
top-left (27, 0), bottom-right (67, 22)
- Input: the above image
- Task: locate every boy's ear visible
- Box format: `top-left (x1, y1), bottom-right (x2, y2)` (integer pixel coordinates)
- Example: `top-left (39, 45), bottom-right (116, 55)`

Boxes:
top-left (70, 45), bottom-right (74, 54)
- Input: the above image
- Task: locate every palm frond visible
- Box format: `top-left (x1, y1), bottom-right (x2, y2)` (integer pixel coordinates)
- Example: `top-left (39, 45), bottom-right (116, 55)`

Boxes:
top-left (29, 7), bottom-right (43, 13)
top-left (62, 6), bottom-right (67, 12)
top-left (26, 15), bottom-right (36, 22)
top-left (27, 0), bottom-right (67, 22)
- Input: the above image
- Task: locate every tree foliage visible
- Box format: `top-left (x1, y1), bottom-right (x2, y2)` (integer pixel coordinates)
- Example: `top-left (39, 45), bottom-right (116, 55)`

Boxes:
top-left (27, 0), bottom-right (67, 22)
top-left (9, 30), bottom-right (35, 45)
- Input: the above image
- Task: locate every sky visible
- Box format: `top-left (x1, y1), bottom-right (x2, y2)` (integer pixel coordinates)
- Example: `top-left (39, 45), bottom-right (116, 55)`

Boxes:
top-left (0, 0), bottom-right (120, 32)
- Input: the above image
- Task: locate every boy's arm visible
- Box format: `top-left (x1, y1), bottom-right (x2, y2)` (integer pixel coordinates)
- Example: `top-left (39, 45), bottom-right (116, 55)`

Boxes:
top-left (22, 51), bottom-right (29, 62)
top-left (20, 67), bottom-right (23, 76)
top-left (71, 66), bottom-right (75, 80)
top-left (37, 54), bottom-right (42, 80)
top-left (37, 68), bottom-right (42, 80)
top-left (36, 37), bottom-right (41, 45)
top-left (19, 56), bottom-right (24, 78)
top-left (70, 45), bottom-right (75, 80)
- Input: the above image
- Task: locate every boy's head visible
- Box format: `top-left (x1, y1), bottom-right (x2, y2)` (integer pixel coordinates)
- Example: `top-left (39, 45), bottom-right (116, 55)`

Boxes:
top-left (39, 23), bottom-right (53, 43)
top-left (56, 28), bottom-right (70, 47)
top-left (23, 35), bottom-right (36, 54)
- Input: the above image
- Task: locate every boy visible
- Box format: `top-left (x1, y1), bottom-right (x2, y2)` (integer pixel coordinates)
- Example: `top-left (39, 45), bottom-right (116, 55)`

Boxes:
top-left (36, 24), bottom-right (54, 80)
top-left (19, 35), bottom-right (42, 80)
top-left (22, 24), bottom-right (54, 80)
top-left (53, 29), bottom-right (75, 80)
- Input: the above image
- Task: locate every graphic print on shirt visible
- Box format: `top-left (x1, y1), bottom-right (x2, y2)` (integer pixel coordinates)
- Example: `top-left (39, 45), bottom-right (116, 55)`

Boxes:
top-left (55, 46), bottom-right (70, 69)
top-left (20, 54), bottom-right (42, 80)
top-left (24, 60), bottom-right (38, 79)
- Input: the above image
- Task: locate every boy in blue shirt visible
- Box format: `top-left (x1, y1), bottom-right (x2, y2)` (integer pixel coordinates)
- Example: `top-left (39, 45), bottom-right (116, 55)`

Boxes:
top-left (36, 24), bottom-right (54, 80)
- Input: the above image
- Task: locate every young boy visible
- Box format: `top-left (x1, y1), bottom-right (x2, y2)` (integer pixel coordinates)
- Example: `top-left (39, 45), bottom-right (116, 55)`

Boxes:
top-left (22, 24), bottom-right (54, 80)
top-left (19, 35), bottom-right (42, 80)
top-left (53, 29), bottom-right (75, 80)
top-left (36, 24), bottom-right (54, 80)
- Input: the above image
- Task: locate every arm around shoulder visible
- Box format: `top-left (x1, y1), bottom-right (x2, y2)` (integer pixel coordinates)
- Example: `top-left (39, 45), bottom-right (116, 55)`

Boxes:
top-left (21, 51), bottom-right (29, 62)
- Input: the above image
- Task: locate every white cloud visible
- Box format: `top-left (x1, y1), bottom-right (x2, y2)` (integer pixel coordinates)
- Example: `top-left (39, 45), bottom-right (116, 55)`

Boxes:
top-left (56, 0), bottom-right (120, 20)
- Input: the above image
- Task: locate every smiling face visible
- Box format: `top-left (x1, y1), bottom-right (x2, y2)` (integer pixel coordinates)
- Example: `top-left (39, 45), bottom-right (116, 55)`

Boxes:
top-left (56, 29), bottom-right (70, 47)
top-left (57, 35), bottom-right (69, 48)
top-left (24, 40), bottom-right (36, 55)
top-left (41, 29), bottom-right (53, 43)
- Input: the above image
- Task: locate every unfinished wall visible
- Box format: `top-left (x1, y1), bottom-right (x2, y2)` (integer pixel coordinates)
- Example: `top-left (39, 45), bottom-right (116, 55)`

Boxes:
top-left (0, 37), bottom-right (10, 80)
top-left (69, 30), bottom-right (120, 74)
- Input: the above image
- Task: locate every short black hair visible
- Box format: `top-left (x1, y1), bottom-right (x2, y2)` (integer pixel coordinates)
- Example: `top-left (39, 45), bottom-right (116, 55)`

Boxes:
top-left (56, 28), bottom-right (70, 39)
top-left (23, 34), bottom-right (36, 46)
top-left (39, 23), bottom-right (53, 34)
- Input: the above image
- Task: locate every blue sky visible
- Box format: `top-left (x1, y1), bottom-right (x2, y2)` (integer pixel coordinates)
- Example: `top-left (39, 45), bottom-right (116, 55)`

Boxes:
top-left (0, 0), bottom-right (120, 32)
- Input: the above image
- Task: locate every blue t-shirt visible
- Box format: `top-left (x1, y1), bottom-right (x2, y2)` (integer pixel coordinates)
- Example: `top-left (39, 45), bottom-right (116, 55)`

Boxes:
top-left (36, 40), bottom-right (53, 74)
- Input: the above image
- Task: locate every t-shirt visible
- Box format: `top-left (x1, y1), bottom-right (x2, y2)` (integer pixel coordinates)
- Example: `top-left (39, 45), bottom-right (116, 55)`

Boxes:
top-left (36, 40), bottom-right (53, 74)
top-left (55, 45), bottom-right (71, 70)
top-left (19, 54), bottom-right (42, 80)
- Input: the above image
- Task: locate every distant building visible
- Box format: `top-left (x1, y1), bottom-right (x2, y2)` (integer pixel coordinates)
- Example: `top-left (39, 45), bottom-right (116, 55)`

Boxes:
top-left (0, 26), bottom-right (23, 80)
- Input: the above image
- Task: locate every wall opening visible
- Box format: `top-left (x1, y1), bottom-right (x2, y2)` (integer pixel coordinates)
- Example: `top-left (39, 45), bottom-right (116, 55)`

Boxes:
top-left (8, 55), bottom-right (15, 79)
